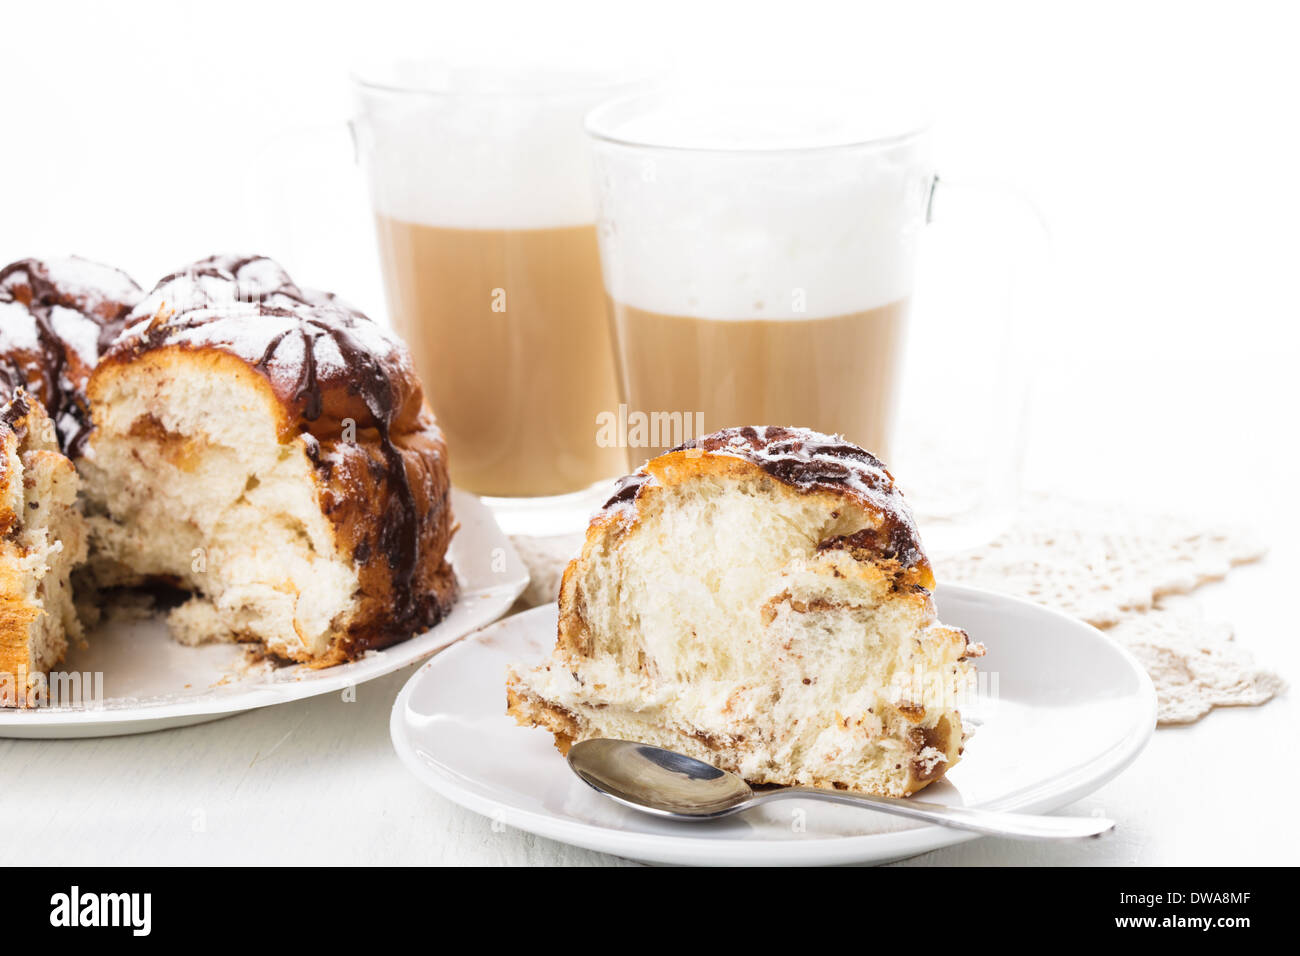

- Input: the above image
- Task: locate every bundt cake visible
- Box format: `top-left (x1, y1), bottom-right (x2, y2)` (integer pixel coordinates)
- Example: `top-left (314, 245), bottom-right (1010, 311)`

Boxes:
top-left (0, 253), bottom-right (457, 704)
top-left (507, 426), bottom-right (984, 797)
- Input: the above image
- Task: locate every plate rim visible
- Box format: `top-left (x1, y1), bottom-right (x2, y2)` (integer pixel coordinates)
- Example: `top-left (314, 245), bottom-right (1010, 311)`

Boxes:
top-left (389, 584), bottom-right (1158, 866)
top-left (0, 489), bottom-right (528, 733)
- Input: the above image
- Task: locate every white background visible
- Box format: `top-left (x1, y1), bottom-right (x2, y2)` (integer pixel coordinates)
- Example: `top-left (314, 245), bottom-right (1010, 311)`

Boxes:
top-left (4, 0), bottom-right (1295, 513)
top-left (1, 0), bottom-right (1296, 866)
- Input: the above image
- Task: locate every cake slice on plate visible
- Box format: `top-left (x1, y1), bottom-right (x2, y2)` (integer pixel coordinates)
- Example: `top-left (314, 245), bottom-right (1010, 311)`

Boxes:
top-left (508, 426), bottom-right (984, 797)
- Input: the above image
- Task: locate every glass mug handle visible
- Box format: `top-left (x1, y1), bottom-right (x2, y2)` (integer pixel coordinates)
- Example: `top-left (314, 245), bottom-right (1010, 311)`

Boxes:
top-left (894, 174), bottom-right (1052, 554)
top-left (233, 122), bottom-right (375, 304)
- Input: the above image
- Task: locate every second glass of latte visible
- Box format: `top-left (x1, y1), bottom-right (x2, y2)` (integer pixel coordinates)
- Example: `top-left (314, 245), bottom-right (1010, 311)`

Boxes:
top-left (586, 92), bottom-right (933, 468)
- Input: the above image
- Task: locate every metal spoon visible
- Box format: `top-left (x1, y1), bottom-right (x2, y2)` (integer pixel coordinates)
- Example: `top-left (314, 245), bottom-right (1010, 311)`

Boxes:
top-left (567, 738), bottom-right (1114, 840)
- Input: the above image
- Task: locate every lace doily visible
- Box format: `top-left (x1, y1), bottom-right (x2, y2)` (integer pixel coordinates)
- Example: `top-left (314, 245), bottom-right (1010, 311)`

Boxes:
top-left (1104, 596), bottom-right (1285, 724)
top-left (510, 495), bottom-right (1284, 726)
top-left (933, 496), bottom-right (1267, 626)
top-left (930, 495), bottom-right (1282, 723)
top-left (510, 532), bottom-right (584, 610)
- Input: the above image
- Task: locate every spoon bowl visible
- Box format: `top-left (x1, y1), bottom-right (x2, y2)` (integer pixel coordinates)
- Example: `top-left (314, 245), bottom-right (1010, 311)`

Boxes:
top-left (568, 737), bottom-right (755, 818)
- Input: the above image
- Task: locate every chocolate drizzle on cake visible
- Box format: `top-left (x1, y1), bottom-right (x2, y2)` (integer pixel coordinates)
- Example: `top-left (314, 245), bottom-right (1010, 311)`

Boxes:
top-left (108, 255), bottom-right (431, 632)
top-left (602, 425), bottom-right (927, 572)
top-left (603, 470), bottom-right (652, 510)
top-left (255, 314), bottom-right (421, 607)
top-left (0, 256), bottom-right (142, 329)
top-left (0, 257), bottom-right (143, 455)
top-left (0, 389), bottom-right (30, 431)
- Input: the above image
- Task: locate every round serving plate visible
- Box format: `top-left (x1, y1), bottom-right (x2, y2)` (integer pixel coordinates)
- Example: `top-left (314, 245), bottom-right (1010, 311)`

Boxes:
top-left (390, 585), bottom-right (1157, 866)
top-left (0, 490), bottom-right (528, 738)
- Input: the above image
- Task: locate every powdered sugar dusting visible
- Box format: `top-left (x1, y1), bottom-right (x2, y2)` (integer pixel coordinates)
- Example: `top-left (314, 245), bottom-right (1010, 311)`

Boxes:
top-left (0, 299), bottom-right (42, 352)
top-left (36, 256), bottom-right (143, 311)
top-left (48, 305), bottom-right (100, 365)
top-left (125, 255), bottom-right (297, 326)
top-left (0, 256), bottom-right (142, 329)
top-left (117, 254), bottom-right (409, 378)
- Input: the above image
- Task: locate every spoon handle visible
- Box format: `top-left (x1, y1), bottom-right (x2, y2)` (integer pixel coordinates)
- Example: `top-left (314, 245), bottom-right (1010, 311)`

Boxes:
top-left (763, 788), bottom-right (1114, 840)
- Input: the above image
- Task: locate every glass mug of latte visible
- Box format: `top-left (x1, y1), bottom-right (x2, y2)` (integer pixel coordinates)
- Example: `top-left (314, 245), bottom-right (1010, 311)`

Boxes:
top-left (352, 64), bottom-right (653, 533)
top-left (586, 92), bottom-right (1043, 549)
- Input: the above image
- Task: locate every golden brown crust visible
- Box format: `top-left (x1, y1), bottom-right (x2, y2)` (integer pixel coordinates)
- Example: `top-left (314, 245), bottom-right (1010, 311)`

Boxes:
top-left (555, 429), bottom-right (935, 662)
top-left (104, 255), bottom-right (427, 444)
top-left (506, 680), bottom-right (578, 755)
top-left (305, 412), bottom-right (458, 663)
top-left (0, 392), bottom-right (82, 707)
top-left (599, 425), bottom-right (933, 589)
top-left (0, 398), bottom-right (39, 706)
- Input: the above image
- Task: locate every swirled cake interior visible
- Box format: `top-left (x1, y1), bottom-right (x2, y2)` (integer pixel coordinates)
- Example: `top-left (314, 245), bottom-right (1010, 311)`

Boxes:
top-left (509, 427), bottom-right (982, 797)
top-left (78, 354), bottom-right (361, 662)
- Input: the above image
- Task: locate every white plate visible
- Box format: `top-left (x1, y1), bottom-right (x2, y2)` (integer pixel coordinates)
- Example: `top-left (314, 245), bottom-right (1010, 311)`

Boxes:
top-left (390, 585), bottom-right (1157, 866)
top-left (0, 490), bottom-right (528, 738)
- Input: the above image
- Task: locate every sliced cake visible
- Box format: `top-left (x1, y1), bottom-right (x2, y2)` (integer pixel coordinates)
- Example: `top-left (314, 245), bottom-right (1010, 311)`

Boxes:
top-left (508, 426), bottom-right (984, 796)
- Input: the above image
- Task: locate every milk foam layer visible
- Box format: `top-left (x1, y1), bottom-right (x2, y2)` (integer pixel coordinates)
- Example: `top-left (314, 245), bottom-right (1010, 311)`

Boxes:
top-left (356, 66), bottom-right (651, 230)
top-left (602, 93), bottom-right (928, 152)
top-left (589, 96), bottom-right (932, 320)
